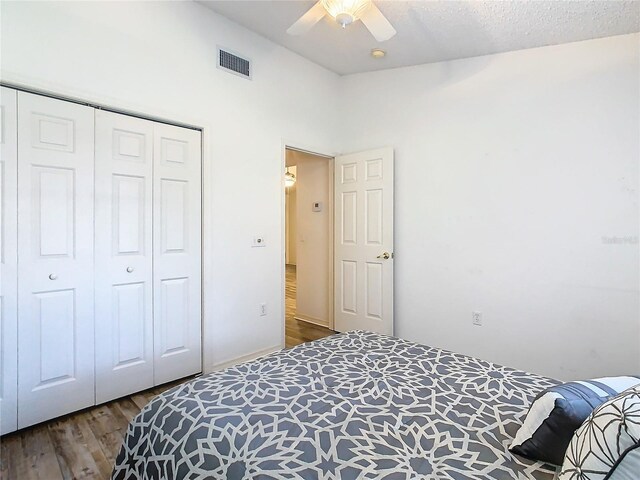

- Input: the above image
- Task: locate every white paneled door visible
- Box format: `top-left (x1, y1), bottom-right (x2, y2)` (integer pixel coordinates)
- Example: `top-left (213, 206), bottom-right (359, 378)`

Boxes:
top-left (17, 92), bottom-right (95, 428)
top-left (153, 122), bottom-right (202, 385)
top-left (1, 87), bottom-right (18, 435)
top-left (95, 111), bottom-right (154, 403)
top-left (334, 148), bottom-right (394, 335)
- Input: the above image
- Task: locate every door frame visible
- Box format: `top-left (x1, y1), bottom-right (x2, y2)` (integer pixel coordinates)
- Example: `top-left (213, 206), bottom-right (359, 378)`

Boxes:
top-left (280, 142), bottom-right (335, 348)
top-left (0, 77), bottom-right (213, 373)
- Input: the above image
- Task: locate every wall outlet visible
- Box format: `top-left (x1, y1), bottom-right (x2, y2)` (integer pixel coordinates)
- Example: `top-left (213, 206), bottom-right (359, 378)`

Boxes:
top-left (472, 311), bottom-right (482, 326)
top-left (260, 303), bottom-right (267, 316)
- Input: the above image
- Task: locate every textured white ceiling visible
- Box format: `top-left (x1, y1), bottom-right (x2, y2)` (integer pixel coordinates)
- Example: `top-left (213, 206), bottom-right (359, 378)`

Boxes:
top-left (199, 0), bottom-right (640, 75)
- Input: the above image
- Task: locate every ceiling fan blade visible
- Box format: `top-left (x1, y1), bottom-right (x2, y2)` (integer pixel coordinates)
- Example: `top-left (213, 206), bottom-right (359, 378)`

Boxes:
top-left (286, 1), bottom-right (327, 36)
top-left (360, 2), bottom-right (396, 42)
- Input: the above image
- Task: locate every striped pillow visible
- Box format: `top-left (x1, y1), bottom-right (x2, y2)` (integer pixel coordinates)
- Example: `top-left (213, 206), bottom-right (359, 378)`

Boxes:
top-left (510, 376), bottom-right (640, 465)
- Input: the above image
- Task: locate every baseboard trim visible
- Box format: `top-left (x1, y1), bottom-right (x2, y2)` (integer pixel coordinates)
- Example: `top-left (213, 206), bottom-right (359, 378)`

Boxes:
top-left (294, 314), bottom-right (330, 328)
top-left (204, 345), bottom-right (282, 374)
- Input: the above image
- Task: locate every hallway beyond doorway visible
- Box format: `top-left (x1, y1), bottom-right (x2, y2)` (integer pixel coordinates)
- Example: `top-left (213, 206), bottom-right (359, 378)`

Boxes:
top-left (285, 265), bottom-right (335, 348)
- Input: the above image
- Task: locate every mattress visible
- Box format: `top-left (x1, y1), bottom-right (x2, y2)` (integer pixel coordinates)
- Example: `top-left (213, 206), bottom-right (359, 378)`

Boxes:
top-left (112, 331), bottom-right (559, 479)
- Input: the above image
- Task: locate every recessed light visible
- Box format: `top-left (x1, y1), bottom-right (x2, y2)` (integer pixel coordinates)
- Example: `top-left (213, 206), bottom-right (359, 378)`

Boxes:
top-left (371, 48), bottom-right (386, 59)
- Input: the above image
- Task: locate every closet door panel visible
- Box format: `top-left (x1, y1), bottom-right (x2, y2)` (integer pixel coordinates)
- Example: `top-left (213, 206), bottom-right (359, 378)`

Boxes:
top-left (0, 87), bottom-right (18, 435)
top-left (153, 123), bottom-right (201, 385)
top-left (95, 111), bottom-right (154, 404)
top-left (17, 92), bottom-right (95, 428)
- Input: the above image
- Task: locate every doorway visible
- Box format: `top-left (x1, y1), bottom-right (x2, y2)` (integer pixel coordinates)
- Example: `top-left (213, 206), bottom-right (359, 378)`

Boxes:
top-left (284, 148), bottom-right (336, 348)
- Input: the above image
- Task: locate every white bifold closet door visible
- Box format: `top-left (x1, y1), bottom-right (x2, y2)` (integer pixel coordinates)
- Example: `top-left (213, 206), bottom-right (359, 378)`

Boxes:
top-left (95, 111), bottom-right (154, 404)
top-left (153, 123), bottom-right (202, 385)
top-left (1, 87), bottom-right (18, 435)
top-left (17, 92), bottom-right (96, 428)
top-left (95, 112), bottom-right (202, 396)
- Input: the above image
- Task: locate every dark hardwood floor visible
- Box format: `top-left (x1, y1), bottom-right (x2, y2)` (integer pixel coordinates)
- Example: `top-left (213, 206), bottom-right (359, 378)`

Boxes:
top-left (0, 265), bottom-right (335, 479)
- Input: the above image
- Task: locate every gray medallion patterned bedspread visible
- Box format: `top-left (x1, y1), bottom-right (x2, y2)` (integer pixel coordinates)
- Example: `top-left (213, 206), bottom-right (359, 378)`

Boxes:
top-left (112, 331), bottom-right (558, 479)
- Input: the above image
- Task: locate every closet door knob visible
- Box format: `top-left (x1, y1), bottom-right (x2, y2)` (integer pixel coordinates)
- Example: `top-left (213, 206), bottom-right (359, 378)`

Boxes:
top-left (49, 274), bottom-right (57, 280)
top-left (126, 267), bottom-right (134, 273)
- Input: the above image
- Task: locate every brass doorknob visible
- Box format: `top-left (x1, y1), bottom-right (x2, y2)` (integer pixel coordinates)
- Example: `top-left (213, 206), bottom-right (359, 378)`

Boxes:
top-left (377, 252), bottom-right (391, 260)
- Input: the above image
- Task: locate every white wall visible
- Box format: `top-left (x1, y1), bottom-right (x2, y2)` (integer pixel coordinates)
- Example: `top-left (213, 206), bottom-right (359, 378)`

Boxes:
top-left (3, 0), bottom-right (638, 381)
top-left (339, 34), bottom-right (640, 381)
top-left (287, 150), bottom-right (333, 327)
top-left (0, 0), bottom-right (340, 371)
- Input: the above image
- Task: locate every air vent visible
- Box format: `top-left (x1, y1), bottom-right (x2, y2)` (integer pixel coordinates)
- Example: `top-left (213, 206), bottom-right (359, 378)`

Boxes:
top-left (217, 47), bottom-right (251, 79)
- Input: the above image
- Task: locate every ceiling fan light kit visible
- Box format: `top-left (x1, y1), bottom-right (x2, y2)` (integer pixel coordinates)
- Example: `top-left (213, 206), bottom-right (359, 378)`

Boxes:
top-left (287, 0), bottom-right (396, 42)
top-left (322, 0), bottom-right (371, 27)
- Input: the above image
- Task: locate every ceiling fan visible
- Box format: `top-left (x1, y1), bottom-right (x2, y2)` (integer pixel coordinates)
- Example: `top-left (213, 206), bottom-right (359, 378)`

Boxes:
top-left (287, 0), bottom-right (397, 42)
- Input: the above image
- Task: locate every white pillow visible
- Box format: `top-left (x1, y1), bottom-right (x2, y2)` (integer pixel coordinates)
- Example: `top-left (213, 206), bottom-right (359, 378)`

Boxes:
top-left (558, 385), bottom-right (640, 480)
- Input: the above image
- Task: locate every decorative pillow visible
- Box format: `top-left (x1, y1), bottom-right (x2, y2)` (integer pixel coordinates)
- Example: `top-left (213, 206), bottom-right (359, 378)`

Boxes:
top-left (607, 445), bottom-right (639, 479)
top-left (558, 385), bottom-right (640, 479)
top-left (510, 376), bottom-right (640, 465)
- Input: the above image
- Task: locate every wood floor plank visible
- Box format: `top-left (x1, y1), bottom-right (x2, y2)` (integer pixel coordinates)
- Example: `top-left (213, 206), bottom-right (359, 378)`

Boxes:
top-left (112, 397), bottom-right (142, 424)
top-left (129, 393), bottom-right (152, 411)
top-left (141, 390), bottom-right (159, 403)
top-left (88, 404), bottom-right (129, 436)
top-left (1, 425), bottom-right (64, 480)
top-left (21, 425), bottom-right (65, 480)
top-left (0, 433), bottom-right (14, 480)
top-left (48, 416), bottom-right (104, 479)
top-left (74, 415), bottom-right (113, 479)
top-left (84, 406), bottom-right (128, 469)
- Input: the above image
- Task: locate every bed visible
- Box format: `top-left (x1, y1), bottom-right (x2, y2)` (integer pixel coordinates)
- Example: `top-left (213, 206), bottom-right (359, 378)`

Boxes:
top-left (112, 331), bottom-right (558, 479)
